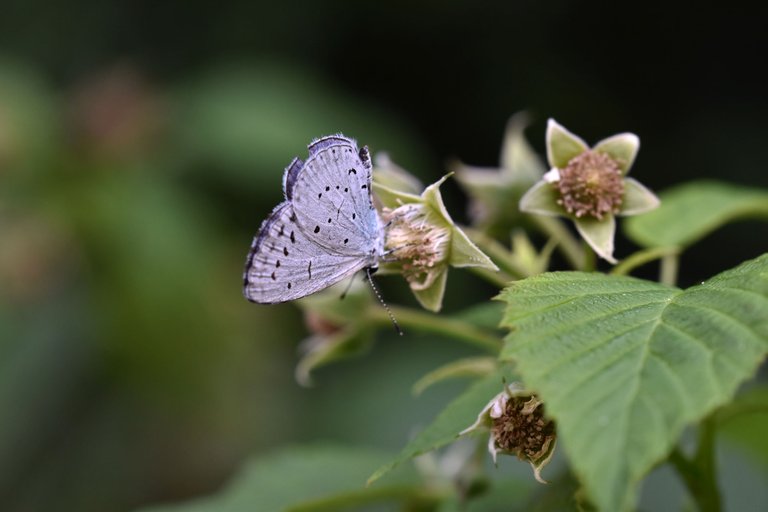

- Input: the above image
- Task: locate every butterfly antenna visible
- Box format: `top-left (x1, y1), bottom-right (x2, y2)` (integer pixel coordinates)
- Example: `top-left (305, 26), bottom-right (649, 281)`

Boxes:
top-left (366, 267), bottom-right (403, 336)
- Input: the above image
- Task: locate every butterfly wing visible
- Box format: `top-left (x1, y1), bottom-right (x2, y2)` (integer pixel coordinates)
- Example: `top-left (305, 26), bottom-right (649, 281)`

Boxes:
top-left (288, 135), bottom-right (382, 259)
top-left (243, 202), bottom-right (369, 303)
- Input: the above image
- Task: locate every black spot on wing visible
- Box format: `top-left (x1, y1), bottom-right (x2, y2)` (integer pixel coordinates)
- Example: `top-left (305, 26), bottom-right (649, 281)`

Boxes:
top-left (243, 202), bottom-right (289, 280)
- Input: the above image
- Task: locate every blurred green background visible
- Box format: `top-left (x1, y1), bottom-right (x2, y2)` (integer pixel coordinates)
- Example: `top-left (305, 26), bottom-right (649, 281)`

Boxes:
top-left (1, 2), bottom-right (766, 511)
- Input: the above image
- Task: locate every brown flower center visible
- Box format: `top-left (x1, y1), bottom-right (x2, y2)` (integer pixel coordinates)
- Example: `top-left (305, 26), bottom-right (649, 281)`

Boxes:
top-left (383, 204), bottom-right (450, 287)
top-left (491, 395), bottom-right (556, 462)
top-left (555, 150), bottom-right (624, 219)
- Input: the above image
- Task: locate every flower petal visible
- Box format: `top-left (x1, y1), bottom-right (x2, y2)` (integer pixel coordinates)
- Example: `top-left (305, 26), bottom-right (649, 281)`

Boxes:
top-left (574, 215), bottom-right (617, 263)
top-left (530, 436), bottom-right (557, 484)
top-left (372, 181), bottom-right (422, 209)
top-left (619, 178), bottom-right (660, 216)
top-left (546, 119), bottom-right (589, 169)
top-left (519, 180), bottom-right (565, 217)
top-left (594, 133), bottom-right (640, 174)
top-left (500, 112), bottom-right (546, 181)
top-left (412, 267), bottom-right (448, 312)
top-left (421, 173), bottom-right (454, 223)
top-left (449, 225), bottom-right (498, 270)
top-left (373, 152), bottom-right (425, 195)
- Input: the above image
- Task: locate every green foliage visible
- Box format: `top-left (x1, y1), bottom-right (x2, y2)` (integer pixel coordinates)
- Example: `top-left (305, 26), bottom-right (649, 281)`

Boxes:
top-left (4, 54), bottom-right (766, 512)
top-left (137, 445), bottom-right (423, 512)
top-left (368, 366), bottom-right (516, 486)
top-left (625, 181), bottom-right (768, 248)
top-left (497, 254), bottom-right (768, 511)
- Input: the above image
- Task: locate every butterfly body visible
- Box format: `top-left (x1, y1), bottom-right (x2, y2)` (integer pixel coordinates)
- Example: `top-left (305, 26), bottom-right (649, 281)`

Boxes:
top-left (243, 135), bottom-right (384, 304)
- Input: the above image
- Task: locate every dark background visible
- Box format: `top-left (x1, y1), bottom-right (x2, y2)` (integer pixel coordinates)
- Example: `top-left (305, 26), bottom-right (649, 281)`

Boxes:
top-left (1, 2), bottom-right (766, 511)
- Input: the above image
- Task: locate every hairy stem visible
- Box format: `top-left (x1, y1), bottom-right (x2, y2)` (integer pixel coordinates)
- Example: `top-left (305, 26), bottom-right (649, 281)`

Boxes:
top-left (660, 253), bottom-right (680, 286)
top-left (611, 247), bottom-right (680, 277)
top-left (531, 216), bottom-right (585, 270)
top-left (469, 266), bottom-right (512, 288)
top-left (367, 305), bottom-right (502, 353)
top-left (464, 227), bottom-right (525, 280)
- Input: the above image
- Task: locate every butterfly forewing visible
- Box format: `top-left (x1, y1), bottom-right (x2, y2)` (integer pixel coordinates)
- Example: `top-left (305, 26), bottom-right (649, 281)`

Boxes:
top-left (243, 202), bottom-right (370, 303)
top-left (290, 136), bottom-right (379, 256)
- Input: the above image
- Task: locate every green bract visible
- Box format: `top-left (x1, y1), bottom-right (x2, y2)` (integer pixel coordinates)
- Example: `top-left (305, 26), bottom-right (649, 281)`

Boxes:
top-left (374, 173), bottom-right (498, 312)
top-left (454, 112), bottom-right (546, 236)
top-left (520, 119), bottom-right (660, 263)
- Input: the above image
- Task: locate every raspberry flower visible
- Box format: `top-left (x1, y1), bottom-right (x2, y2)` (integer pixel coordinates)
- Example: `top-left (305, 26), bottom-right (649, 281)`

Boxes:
top-left (519, 119), bottom-right (660, 263)
top-left (374, 173), bottom-right (497, 312)
top-left (460, 382), bottom-right (557, 484)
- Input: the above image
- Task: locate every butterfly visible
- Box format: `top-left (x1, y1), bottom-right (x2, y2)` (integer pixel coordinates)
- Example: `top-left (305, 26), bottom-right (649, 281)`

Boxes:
top-left (243, 134), bottom-right (385, 304)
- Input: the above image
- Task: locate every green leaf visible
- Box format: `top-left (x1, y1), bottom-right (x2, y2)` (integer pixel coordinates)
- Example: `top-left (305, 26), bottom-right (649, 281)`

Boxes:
top-left (624, 180), bottom-right (768, 248)
top-left (497, 254), bottom-right (768, 512)
top-left (368, 366), bottom-right (516, 485)
top-left (455, 302), bottom-right (505, 330)
top-left (136, 445), bottom-right (421, 512)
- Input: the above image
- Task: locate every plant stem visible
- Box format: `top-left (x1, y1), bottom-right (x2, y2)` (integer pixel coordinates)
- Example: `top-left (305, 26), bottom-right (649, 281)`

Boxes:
top-left (660, 252), bottom-right (680, 286)
top-left (582, 241), bottom-right (596, 272)
top-left (611, 247), bottom-right (680, 277)
top-left (669, 417), bottom-right (722, 512)
top-left (694, 416), bottom-right (722, 512)
top-left (464, 227), bottom-right (525, 280)
top-left (468, 266), bottom-right (511, 288)
top-left (531, 216), bottom-right (585, 270)
top-left (367, 305), bottom-right (502, 353)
